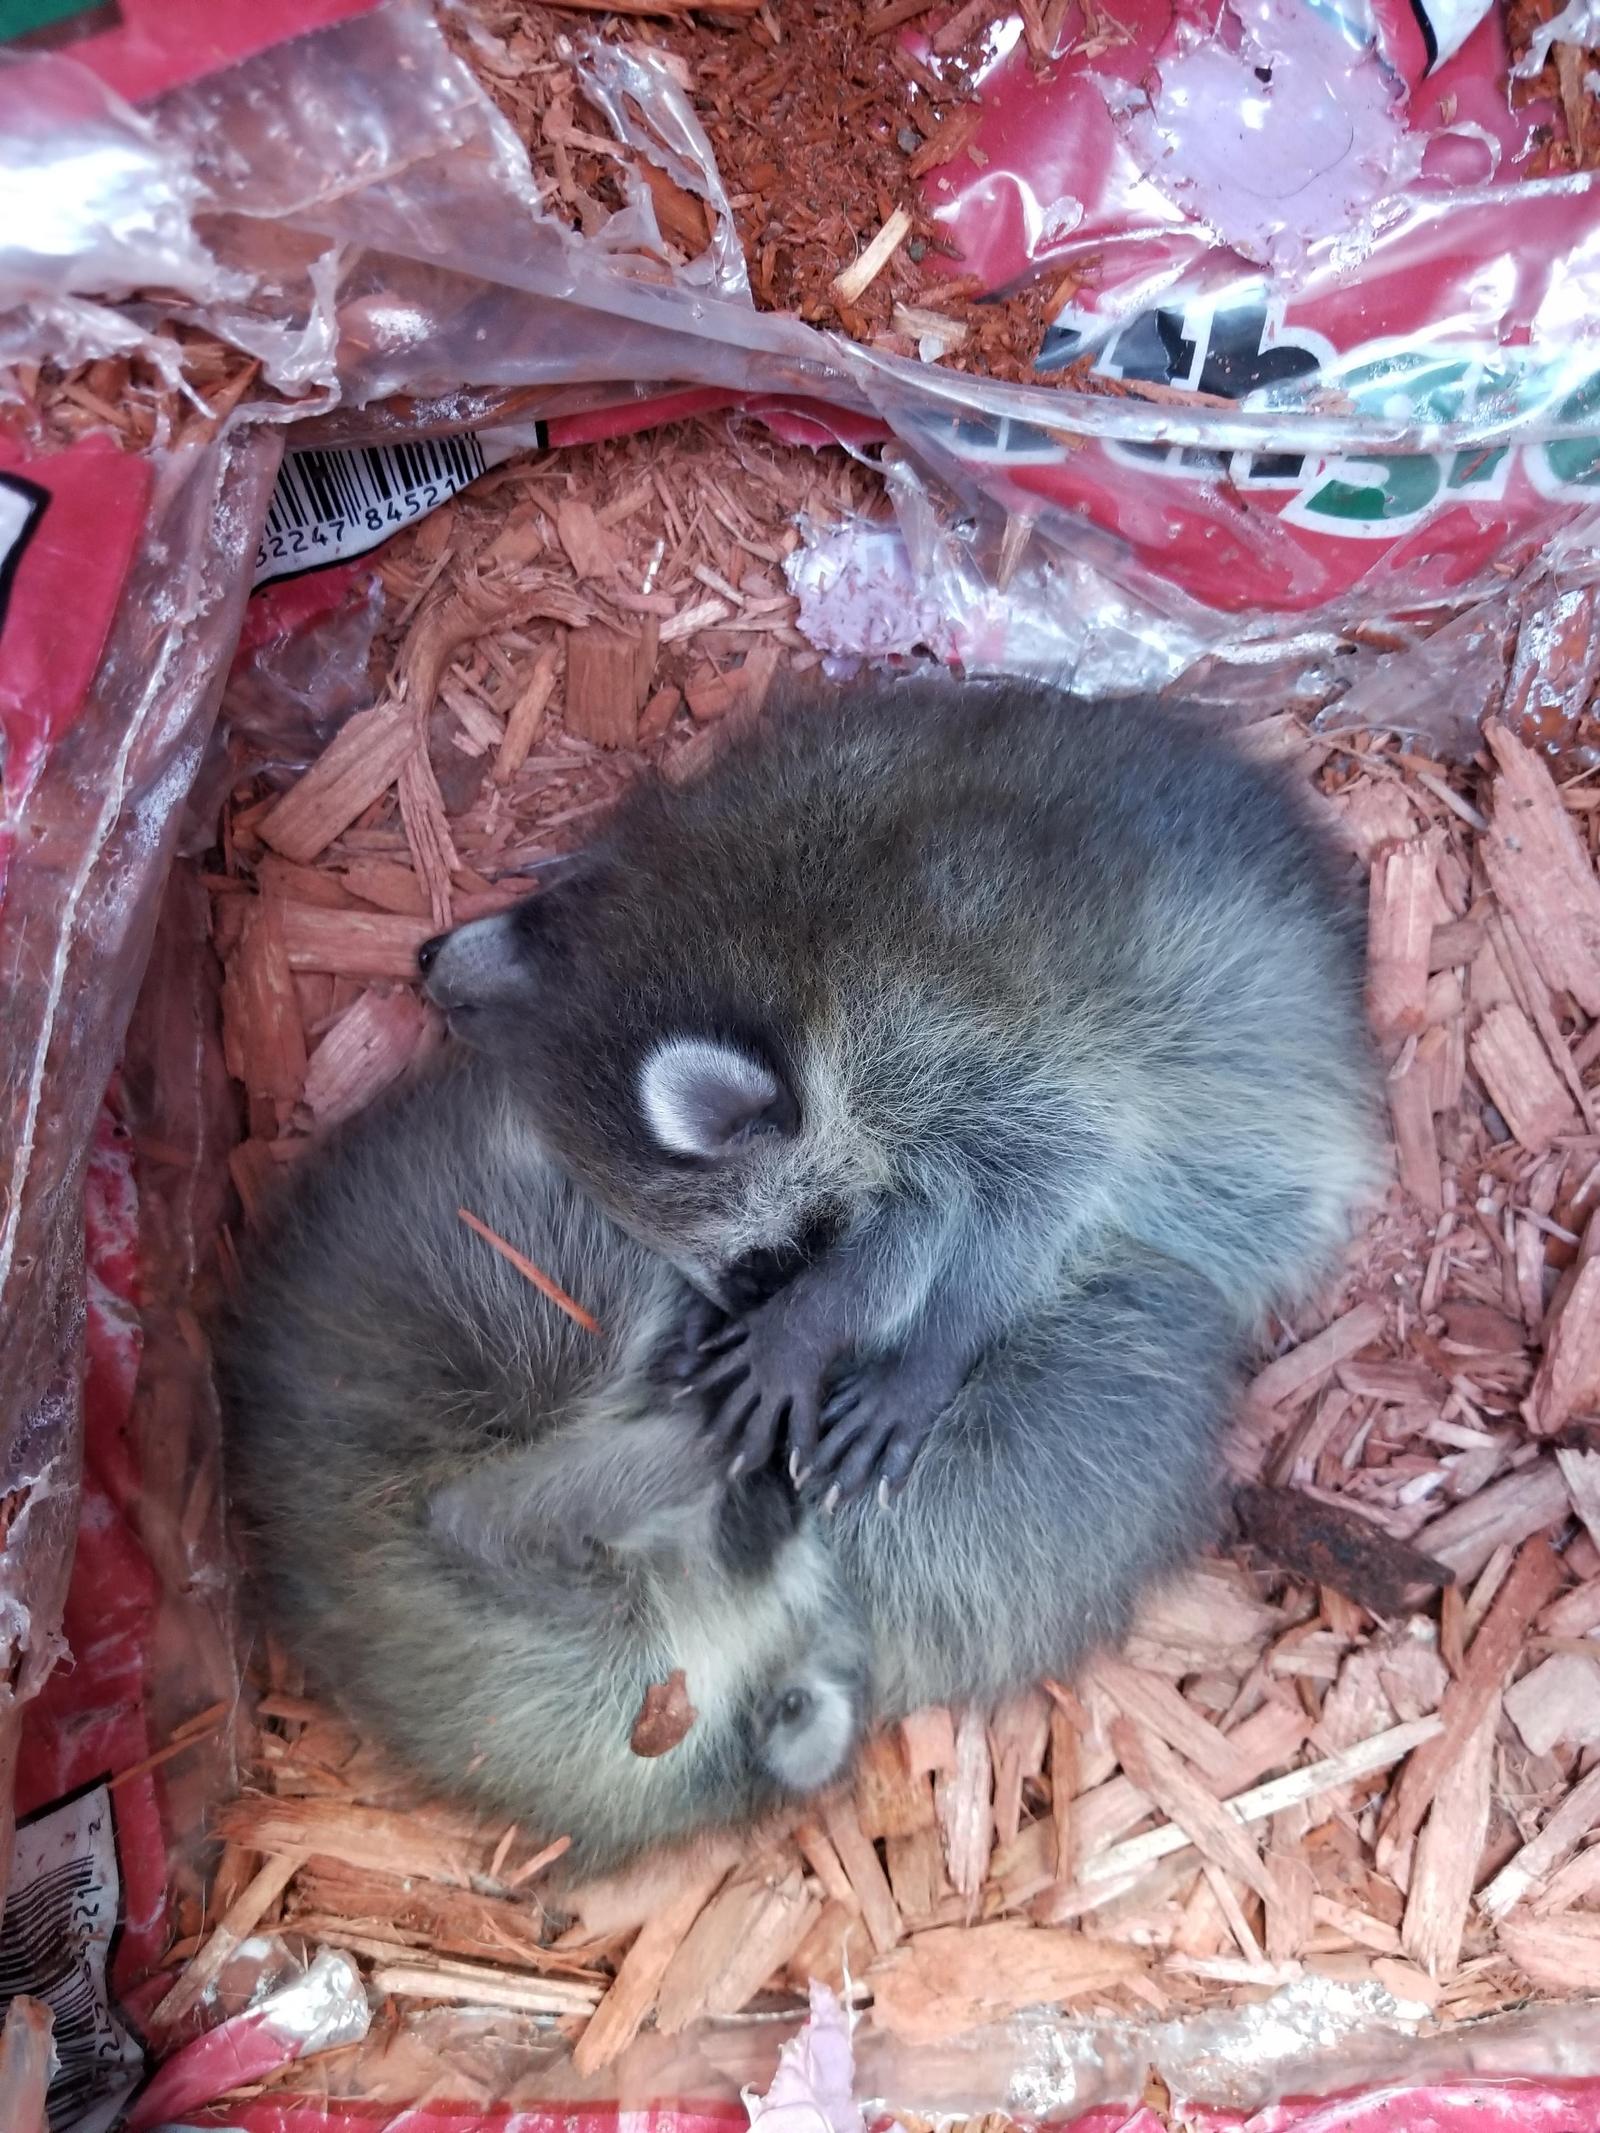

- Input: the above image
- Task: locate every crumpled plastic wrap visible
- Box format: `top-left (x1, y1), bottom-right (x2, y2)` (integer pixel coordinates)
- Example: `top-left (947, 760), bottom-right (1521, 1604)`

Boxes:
top-left (17, 0), bottom-right (1600, 710)
top-left (66, 0), bottom-right (1593, 725)
top-left (0, 428), bottom-right (280, 2123)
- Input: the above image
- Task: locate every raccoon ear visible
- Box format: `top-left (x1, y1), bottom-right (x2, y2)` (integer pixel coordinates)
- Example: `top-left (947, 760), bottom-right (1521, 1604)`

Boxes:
top-left (637, 1035), bottom-right (796, 1158)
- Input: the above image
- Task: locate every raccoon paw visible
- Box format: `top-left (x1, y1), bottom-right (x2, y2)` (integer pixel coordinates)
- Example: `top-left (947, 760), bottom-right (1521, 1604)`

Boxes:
top-left (670, 1297), bottom-right (823, 1481)
top-left (802, 1346), bottom-right (966, 1505)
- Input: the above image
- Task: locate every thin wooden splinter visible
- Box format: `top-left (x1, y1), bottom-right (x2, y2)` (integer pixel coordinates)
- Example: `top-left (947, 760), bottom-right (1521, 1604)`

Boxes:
top-left (458, 1207), bottom-right (604, 1337)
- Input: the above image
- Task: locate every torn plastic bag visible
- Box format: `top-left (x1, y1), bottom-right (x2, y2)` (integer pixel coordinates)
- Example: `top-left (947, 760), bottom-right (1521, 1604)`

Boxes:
top-left (0, 418), bottom-right (279, 2125)
top-left (168, 1), bottom-right (1600, 632)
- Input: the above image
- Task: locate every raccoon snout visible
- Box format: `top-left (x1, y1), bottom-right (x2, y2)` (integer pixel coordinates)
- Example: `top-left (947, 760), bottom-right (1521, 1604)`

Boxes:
top-left (420, 913), bottom-right (523, 1014)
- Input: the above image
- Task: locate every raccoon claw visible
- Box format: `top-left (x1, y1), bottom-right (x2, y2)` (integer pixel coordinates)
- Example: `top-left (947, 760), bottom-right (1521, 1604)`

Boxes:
top-left (674, 1331), bottom-right (753, 1402)
top-left (664, 1293), bottom-right (727, 1380)
top-left (801, 1348), bottom-right (965, 1502)
top-left (714, 1389), bottom-right (788, 1477)
top-left (808, 1410), bottom-right (932, 1504)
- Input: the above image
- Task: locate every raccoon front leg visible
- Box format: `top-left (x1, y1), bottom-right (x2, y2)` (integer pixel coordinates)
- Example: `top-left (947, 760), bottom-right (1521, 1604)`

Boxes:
top-left (671, 1276), bottom-right (840, 1479)
top-left (671, 1199), bottom-right (979, 1496)
top-left (807, 1327), bottom-right (976, 1503)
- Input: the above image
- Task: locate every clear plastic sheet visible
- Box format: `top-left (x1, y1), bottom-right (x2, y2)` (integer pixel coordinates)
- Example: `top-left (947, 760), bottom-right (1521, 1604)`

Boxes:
top-left (80, 0), bottom-right (1593, 723)
top-left (0, 49), bottom-right (225, 312)
top-left (0, 426), bottom-right (279, 2045)
top-left (22, 0), bottom-right (1600, 686)
top-left (224, 564), bottom-right (383, 771)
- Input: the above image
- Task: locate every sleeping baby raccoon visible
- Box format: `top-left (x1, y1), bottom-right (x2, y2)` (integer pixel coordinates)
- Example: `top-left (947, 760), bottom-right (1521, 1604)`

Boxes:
top-left (219, 1053), bottom-right (870, 1878)
top-left (420, 680), bottom-right (1379, 1501)
top-left (221, 1053), bottom-right (1242, 1852)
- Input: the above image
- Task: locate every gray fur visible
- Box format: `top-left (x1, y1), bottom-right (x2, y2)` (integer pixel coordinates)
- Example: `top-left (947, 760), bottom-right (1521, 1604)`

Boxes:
top-left (222, 1047), bottom-right (1242, 1833)
top-left (831, 1242), bottom-right (1241, 1713)
top-left (424, 680), bottom-right (1379, 1495)
top-left (218, 1055), bottom-right (871, 1878)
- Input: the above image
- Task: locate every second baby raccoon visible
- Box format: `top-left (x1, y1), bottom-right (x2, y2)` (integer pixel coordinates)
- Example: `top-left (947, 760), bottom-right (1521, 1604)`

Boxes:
top-left (422, 680), bottom-right (1378, 1501)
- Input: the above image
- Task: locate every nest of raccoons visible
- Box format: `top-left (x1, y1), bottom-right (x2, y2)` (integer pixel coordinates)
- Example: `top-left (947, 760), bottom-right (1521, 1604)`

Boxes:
top-left (107, 399), bottom-right (1600, 2117)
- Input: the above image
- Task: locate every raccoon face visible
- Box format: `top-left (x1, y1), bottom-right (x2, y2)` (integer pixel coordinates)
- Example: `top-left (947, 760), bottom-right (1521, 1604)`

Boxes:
top-left (738, 1526), bottom-right (871, 1802)
top-left (419, 886), bottom-right (812, 1295)
top-left (753, 1660), bottom-right (866, 1797)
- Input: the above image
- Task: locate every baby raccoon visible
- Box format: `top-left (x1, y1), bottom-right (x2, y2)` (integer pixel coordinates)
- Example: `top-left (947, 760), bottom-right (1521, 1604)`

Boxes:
top-left (219, 1054), bottom-right (870, 1878)
top-left (223, 1061), bottom-right (1239, 1835)
top-left (420, 680), bottom-right (1378, 1502)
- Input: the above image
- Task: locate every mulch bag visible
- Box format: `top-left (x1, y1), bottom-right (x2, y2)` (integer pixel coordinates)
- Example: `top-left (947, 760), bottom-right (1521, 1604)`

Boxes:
top-left (14, 0), bottom-right (1600, 2127)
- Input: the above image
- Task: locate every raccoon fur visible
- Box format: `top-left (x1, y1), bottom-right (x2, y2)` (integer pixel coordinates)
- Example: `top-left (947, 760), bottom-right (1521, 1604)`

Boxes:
top-left (222, 1055), bottom-right (1238, 1841)
top-left (420, 680), bottom-right (1379, 1501)
top-left (218, 1054), bottom-right (871, 1878)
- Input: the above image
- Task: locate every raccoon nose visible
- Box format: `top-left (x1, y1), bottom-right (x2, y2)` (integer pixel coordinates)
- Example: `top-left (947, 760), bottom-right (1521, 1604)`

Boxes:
top-left (417, 934), bottom-right (447, 977)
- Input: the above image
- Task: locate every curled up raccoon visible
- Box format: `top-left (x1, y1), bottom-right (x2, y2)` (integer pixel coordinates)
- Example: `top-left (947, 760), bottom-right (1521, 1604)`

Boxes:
top-left (422, 679), bottom-right (1380, 1515)
top-left (223, 680), bottom-right (1377, 1867)
top-left (220, 1054), bottom-right (871, 1878)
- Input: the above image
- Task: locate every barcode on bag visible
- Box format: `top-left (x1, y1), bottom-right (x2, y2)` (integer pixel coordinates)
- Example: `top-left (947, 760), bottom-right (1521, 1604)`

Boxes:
top-left (0, 1785), bottom-right (144, 2133)
top-left (254, 433), bottom-right (496, 589)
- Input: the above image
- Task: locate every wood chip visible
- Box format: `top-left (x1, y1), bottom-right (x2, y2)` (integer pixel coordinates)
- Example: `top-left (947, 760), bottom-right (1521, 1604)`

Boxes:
top-left (570, 1858), bottom-right (728, 2074)
top-left (1505, 1652), bottom-right (1600, 1755)
top-left (258, 700), bottom-right (416, 865)
top-left (0, 1997), bottom-right (52, 2133)
top-left (901, 1706), bottom-right (958, 1776)
top-left (494, 642), bottom-right (560, 784)
top-left (1109, 1719), bottom-right (1277, 1906)
top-left (1401, 1698), bottom-right (1496, 1977)
top-left (153, 1849), bottom-right (308, 2030)
top-left (629, 1669), bottom-right (697, 1757)
top-left (1531, 1258), bottom-right (1600, 1433)
top-left (1415, 1462), bottom-right (1568, 1579)
top-left (397, 743), bottom-right (458, 931)
top-left (1367, 832), bottom-right (1442, 1047)
top-left (1388, 1048), bottom-right (1444, 1211)
top-left (1480, 1759), bottom-right (1600, 1919)
top-left (906, 104), bottom-right (982, 178)
top-left (279, 904), bottom-right (433, 981)
top-left (302, 988), bottom-right (428, 1129)
top-left (215, 1799), bottom-right (489, 1887)
top-left (936, 1705), bottom-right (995, 1908)
top-left (821, 1794), bottom-right (903, 1954)
top-left (340, 857), bottom-right (429, 918)
top-left (1244, 1303), bottom-right (1387, 1415)
top-left (1089, 1659), bottom-right (1255, 1795)
top-left (555, 498), bottom-right (622, 581)
top-left (832, 207), bottom-right (913, 306)
top-left (457, 1207), bottom-right (604, 1336)
top-left (870, 1920), bottom-right (1143, 2043)
top-left (368, 1960), bottom-right (599, 2015)
top-left (1079, 1717), bottom-right (1439, 1894)
top-left (884, 1825), bottom-right (953, 1925)
top-left (1482, 720), bottom-right (1600, 1015)
top-left (565, 627), bottom-right (651, 749)
top-left (1049, 1698), bottom-right (1079, 1881)
top-left (990, 1690), bottom-right (1050, 1847)
top-left (1500, 1910), bottom-right (1600, 1991)
top-left (1561, 1446), bottom-right (1600, 1555)
top-left (855, 1730), bottom-right (936, 1840)
top-left (1381, 1538), bottom-right (1563, 1859)
top-left (654, 1865), bottom-right (817, 2032)
top-left (1469, 1002), bottom-right (1580, 1150)
top-left (223, 901), bottom-right (308, 1105)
